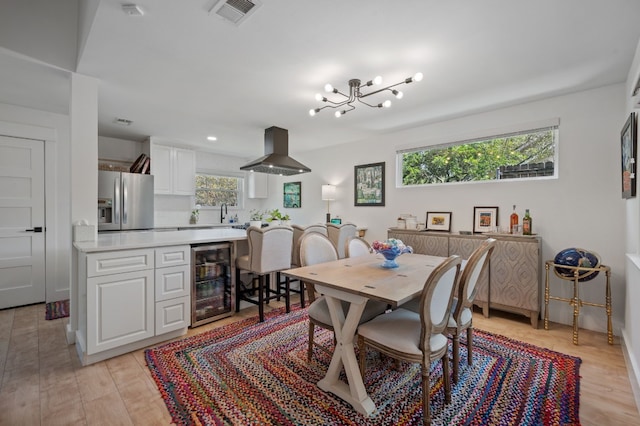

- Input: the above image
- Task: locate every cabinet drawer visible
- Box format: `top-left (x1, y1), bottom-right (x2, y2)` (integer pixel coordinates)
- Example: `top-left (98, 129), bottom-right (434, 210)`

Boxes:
top-left (155, 264), bottom-right (190, 301)
top-left (87, 249), bottom-right (154, 277)
top-left (156, 245), bottom-right (190, 267)
top-left (156, 296), bottom-right (190, 334)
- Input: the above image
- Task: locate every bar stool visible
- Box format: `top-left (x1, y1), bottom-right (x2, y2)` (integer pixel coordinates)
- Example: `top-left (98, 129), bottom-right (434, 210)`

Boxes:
top-left (235, 225), bottom-right (293, 322)
top-left (544, 249), bottom-right (612, 345)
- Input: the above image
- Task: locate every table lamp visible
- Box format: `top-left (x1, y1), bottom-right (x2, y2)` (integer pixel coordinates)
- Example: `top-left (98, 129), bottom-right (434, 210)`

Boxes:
top-left (321, 184), bottom-right (336, 223)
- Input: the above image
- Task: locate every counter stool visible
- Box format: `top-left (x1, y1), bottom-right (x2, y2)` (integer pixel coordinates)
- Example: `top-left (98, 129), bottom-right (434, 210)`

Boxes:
top-left (235, 225), bottom-right (293, 322)
top-left (544, 254), bottom-right (612, 345)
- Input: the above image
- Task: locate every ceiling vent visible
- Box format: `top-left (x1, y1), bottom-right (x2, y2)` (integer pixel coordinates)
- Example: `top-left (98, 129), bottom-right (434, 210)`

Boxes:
top-left (209, 0), bottom-right (261, 25)
top-left (114, 117), bottom-right (133, 126)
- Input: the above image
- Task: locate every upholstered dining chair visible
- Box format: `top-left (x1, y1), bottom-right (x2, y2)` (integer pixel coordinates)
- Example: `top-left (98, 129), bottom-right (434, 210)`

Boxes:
top-left (345, 236), bottom-right (372, 258)
top-left (235, 225), bottom-right (293, 322)
top-left (327, 222), bottom-right (357, 259)
top-left (357, 255), bottom-right (461, 426)
top-left (286, 223), bottom-right (328, 307)
top-left (299, 232), bottom-right (388, 362)
top-left (446, 238), bottom-right (496, 382)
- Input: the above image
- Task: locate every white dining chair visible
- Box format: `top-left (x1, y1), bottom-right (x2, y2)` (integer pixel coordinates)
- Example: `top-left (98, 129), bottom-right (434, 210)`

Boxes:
top-left (345, 236), bottom-right (372, 258)
top-left (327, 222), bottom-right (357, 259)
top-left (357, 255), bottom-right (461, 426)
top-left (285, 224), bottom-right (328, 307)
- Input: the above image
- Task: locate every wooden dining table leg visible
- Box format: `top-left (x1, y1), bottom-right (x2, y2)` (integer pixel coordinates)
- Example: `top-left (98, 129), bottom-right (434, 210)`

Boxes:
top-left (315, 285), bottom-right (376, 416)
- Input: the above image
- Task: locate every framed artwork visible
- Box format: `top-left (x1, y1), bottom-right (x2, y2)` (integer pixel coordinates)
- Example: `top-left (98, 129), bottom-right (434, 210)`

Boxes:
top-left (473, 206), bottom-right (498, 233)
top-left (283, 181), bottom-right (301, 208)
top-left (426, 212), bottom-right (452, 232)
top-left (354, 162), bottom-right (385, 206)
top-left (621, 112), bottom-right (637, 199)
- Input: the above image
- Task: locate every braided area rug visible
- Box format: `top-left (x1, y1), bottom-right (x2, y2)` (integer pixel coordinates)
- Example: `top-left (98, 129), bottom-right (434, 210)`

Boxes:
top-left (145, 306), bottom-right (581, 425)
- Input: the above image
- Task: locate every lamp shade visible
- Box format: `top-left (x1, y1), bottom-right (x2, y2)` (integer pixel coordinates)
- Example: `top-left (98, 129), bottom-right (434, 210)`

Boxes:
top-left (321, 184), bottom-right (336, 200)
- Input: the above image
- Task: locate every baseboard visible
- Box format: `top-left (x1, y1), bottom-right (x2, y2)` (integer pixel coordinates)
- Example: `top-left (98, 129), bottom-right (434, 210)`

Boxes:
top-left (621, 327), bottom-right (640, 414)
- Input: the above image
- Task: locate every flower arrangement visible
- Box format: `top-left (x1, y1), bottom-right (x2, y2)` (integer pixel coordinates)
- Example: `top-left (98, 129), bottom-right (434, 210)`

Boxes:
top-left (371, 238), bottom-right (413, 268)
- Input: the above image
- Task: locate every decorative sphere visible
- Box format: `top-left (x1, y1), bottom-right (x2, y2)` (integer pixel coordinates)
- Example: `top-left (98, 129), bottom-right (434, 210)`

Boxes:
top-left (553, 248), bottom-right (601, 282)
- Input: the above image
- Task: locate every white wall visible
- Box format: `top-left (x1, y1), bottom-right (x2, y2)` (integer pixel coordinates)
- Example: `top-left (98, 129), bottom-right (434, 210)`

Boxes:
top-left (624, 36), bottom-right (640, 409)
top-left (277, 83), bottom-right (627, 338)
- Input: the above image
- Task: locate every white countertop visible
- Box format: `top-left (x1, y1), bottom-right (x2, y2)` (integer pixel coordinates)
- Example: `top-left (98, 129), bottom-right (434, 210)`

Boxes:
top-left (74, 228), bottom-right (247, 253)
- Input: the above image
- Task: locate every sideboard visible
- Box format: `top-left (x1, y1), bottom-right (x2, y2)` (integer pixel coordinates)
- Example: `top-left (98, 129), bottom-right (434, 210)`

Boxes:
top-left (388, 229), bottom-right (542, 328)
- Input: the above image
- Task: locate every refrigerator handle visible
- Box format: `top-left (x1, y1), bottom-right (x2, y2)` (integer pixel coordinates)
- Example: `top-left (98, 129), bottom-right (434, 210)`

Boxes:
top-left (114, 177), bottom-right (120, 225)
top-left (122, 176), bottom-right (128, 224)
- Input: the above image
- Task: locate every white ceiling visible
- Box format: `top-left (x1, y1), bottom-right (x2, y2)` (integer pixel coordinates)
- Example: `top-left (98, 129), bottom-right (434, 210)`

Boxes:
top-left (2, 0), bottom-right (640, 158)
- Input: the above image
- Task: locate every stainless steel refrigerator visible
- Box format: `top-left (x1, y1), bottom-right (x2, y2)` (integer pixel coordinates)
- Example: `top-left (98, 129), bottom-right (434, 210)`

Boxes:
top-left (98, 171), bottom-right (154, 231)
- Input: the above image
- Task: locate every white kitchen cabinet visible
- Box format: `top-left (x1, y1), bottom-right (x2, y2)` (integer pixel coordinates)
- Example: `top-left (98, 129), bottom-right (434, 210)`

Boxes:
top-left (151, 144), bottom-right (195, 195)
top-left (247, 172), bottom-right (268, 198)
top-left (77, 245), bottom-right (191, 365)
top-left (87, 269), bottom-right (155, 354)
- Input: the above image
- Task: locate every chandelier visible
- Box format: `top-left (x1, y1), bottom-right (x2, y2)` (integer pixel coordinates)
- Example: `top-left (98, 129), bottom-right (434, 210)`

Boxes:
top-left (309, 72), bottom-right (423, 118)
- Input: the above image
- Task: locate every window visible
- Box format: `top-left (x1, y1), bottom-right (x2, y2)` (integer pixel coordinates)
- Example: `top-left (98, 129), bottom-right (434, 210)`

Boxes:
top-left (398, 124), bottom-right (558, 186)
top-left (195, 173), bottom-right (243, 208)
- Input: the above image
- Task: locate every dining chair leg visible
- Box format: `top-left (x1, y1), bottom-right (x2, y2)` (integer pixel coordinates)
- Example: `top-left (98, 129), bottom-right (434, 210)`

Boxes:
top-left (307, 322), bottom-right (315, 361)
top-left (467, 325), bottom-right (473, 366)
top-left (442, 354), bottom-right (451, 404)
top-left (358, 336), bottom-right (366, 377)
top-left (257, 274), bottom-right (265, 322)
top-left (235, 267), bottom-right (242, 312)
top-left (283, 274), bottom-right (291, 313)
top-left (421, 365), bottom-right (431, 426)
top-left (452, 332), bottom-right (460, 383)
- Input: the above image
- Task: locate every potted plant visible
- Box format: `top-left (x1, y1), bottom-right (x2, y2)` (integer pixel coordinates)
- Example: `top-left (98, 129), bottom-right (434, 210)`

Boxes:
top-left (281, 213), bottom-right (291, 225)
top-left (249, 209), bottom-right (264, 228)
top-left (190, 205), bottom-right (201, 224)
top-left (266, 208), bottom-right (283, 225)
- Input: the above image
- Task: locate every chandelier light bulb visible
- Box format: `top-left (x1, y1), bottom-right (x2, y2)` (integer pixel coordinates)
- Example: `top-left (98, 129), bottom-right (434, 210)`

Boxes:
top-left (413, 72), bottom-right (423, 82)
top-left (383, 100), bottom-right (392, 108)
top-left (335, 110), bottom-right (343, 118)
top-left (315, 93), bottom-right (323, 101)
top-left (309, 109), bottom-right (316, 116)
top-left (324, 83), bottom-right (333, 93)
top-left (373, 76), bottom-right (382, 85)
top-left (393, 90), bottom-right (404, 99)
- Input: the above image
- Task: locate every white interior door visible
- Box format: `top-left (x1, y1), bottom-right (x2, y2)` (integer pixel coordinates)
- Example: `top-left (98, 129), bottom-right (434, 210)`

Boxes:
top-left (0, 136), bottom-right (45, 309)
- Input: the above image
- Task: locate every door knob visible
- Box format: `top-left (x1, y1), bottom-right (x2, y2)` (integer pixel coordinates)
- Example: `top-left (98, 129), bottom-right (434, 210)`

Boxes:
top-left (25, 227), bottom-right (43, 233)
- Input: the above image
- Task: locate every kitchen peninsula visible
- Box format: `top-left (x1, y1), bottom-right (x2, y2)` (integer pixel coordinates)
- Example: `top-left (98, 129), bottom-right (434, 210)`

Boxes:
top-left (72, 228), bottom-right (247, 365)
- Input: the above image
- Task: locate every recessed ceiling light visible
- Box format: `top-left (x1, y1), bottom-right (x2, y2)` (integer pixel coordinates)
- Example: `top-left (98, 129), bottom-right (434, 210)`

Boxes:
top-left (207, 136), bottom-right (218, 141)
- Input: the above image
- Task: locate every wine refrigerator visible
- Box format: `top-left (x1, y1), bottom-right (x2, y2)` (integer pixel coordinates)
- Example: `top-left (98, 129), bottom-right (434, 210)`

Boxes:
top-left (190, 243), bottom-right (235, 327)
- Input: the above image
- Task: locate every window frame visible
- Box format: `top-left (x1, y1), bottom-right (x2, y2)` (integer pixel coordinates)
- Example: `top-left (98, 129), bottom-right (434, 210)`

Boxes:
top-left (395, 119), bottom-right (559, 188)
top-left (194, 170), bottom-right (244, 210)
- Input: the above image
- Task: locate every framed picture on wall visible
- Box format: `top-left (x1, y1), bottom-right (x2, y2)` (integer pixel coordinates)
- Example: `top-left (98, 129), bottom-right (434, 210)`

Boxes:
top-left (426, 212), bottom-right (452, 232)
top-left (621, 112), bottom-right (637, 199)
top-left (354, 162), bottom-right (385, 206)
top-left (283, 181), bottom-right (301, 208)
top-left (473, 206), bottom-right (498, 233)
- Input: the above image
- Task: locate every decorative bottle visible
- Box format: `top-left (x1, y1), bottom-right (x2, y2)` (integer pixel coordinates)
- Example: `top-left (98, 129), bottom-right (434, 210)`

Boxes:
top-left (510, 205), bottom-right (519, 234)
top-left (523, 209), bottom-right (532, 235)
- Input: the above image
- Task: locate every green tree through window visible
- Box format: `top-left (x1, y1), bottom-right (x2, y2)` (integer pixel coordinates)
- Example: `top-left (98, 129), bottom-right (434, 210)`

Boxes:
top-left (400, 127), bottom-right (556, 185)
top-left (195, 174), bottom-right (243, 207)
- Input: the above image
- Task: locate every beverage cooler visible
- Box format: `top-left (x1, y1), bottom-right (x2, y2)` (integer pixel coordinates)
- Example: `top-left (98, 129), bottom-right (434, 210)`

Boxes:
top-left (191, 243), bottom-right (235, 327)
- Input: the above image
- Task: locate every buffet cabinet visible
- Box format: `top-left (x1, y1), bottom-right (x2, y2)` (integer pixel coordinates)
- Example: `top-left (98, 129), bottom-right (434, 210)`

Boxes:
top-left (388, 230), bottom-right (541, 328)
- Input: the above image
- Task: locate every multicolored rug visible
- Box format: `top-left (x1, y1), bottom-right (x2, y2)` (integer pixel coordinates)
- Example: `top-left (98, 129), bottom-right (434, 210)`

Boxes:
top-left (45, 299), bottom-right (69, 320)
top-left (145, 307), bottom-right (581, 425)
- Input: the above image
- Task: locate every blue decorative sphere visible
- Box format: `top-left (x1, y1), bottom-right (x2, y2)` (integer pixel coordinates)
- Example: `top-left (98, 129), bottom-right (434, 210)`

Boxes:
top-left (553, 248), bottom-right (601, 282)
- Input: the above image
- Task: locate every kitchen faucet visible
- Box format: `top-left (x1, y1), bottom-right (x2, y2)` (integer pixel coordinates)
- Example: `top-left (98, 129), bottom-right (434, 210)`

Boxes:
top-left (220, 203), bottom-right (227, 223)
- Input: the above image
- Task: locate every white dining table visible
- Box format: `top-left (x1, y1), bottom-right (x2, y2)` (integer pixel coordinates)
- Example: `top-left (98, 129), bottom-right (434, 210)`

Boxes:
top-left (282, 252), bottom-right (447, 416)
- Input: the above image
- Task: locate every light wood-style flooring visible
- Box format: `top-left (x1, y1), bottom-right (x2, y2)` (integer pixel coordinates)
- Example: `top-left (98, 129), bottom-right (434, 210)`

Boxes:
top-left (0, 298), bottom-right (638, 425)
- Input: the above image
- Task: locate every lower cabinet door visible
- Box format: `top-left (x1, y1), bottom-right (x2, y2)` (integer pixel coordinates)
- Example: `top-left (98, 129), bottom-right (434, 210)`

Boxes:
top-left (155, 296), bottom-right (191, 334)
top-left (87, 269), bottom-right (154, 354)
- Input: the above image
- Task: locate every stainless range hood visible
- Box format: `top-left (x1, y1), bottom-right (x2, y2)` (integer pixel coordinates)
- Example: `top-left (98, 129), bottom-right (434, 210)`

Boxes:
top-left (240, 126), bottom-right (311, 176)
